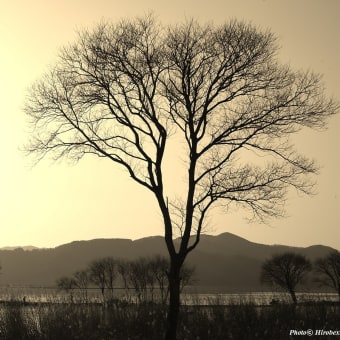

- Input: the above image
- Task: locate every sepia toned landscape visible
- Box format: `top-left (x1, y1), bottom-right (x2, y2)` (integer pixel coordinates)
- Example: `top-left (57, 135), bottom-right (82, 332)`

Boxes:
top-left (1, 1), bottom-right (340, 339)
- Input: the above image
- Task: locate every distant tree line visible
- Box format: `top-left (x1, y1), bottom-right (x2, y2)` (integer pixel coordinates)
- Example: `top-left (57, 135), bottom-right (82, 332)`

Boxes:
top-left (261, 250), bottom-right (340, 304)
top-left (56, 255), bottom-right (195, 304)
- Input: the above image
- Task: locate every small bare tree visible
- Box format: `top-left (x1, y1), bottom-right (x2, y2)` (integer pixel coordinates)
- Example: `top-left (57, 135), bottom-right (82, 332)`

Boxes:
top-left (116, 259), bottom-right (130, 299)
top-left (88, 257), bottom-right (117, 302)
top-left (56, 276), bottom-right (76, 303)
top-left (261, 252), bottom-right (312, 304)
top-left (180, 264), bottom-right (196, 293)
top-left (88, 259), bottom-right (107, 302)
top-left (24, 15), bottom-right (338, 339)
top-left (73, 269), bottom-right (90, 303)
top-left (101, 257), bottom-right (116, 300)
top-left (125, 256), bottom-right (195, 303)
top-left (149, 255), bottom-right (170, 304)
top-left (127, 257), bottom-right (153, 303)
top-left (314, 251), bottom-right (340, 302)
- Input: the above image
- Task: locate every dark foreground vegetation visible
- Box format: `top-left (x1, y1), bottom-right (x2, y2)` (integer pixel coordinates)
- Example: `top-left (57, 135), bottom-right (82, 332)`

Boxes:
top-left (0, 299), bottom-right (339, 340)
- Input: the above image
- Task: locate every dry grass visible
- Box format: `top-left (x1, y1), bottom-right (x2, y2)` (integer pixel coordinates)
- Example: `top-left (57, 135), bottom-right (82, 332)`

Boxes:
top-left (0, 297), bottom-right (339, 339)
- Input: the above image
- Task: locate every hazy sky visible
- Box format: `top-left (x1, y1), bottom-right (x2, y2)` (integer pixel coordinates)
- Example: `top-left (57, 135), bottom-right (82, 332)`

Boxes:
top-left (0, 0), bottom-right (339, 249)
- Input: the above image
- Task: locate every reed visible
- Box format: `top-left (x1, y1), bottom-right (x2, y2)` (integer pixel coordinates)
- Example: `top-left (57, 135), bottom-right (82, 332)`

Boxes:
top-left (0, 297), bottom-right (339, 339)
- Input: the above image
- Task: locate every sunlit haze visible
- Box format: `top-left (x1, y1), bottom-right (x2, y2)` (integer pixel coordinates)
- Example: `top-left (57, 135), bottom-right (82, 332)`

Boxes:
top-left (0, 0), bottom-right (339, 249)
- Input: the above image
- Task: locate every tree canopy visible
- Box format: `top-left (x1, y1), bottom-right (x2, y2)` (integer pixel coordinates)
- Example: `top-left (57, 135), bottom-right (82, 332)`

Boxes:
top-left (315, 251), bottom-right (340, 301)
top-left (261, 252), bottom-right (312, 303)
top-left (25, 17), bottom-right (337, 244)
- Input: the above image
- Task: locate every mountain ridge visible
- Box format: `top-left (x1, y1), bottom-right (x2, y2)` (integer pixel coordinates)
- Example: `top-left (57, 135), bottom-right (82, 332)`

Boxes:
top-left (0, 232), bottom-right (335, 292)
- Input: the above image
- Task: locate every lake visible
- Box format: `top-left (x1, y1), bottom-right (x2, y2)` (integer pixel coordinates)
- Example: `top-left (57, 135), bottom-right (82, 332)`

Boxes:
top-left (0, 286), bottom-right (338, 305)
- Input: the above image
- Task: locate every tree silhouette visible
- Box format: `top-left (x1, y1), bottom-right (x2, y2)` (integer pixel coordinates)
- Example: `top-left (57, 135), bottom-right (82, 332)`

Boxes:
top-left (148, 255), bottom-right (170, 304)
top-left (126, 255), bottom-right (195, 303)
top-left (261, 252), bottom-right (312, 304)
top-left (101, 257), bottom-right (116, 300)
top-left (127, 257), bottom-right (153, 303)
top-left (116, 259), bottom-right (130, 298)
top-left (73, 269), bottom-right (90, 303)
top-left (56, 276), bottom-right (76, 302)
top-left (24, 15), bottom-right (338, 339)
top-left (314, 251), bottom-right (340, 302)
top-left (88, 259), bottom-right (107, 302)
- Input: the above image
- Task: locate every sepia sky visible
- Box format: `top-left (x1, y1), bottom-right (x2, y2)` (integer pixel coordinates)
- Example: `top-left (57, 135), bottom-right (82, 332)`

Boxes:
top-left (0, 0), bottom-right (339, 249)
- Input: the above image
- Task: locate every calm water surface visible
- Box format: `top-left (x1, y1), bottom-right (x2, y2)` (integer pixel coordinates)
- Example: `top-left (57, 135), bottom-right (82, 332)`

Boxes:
top-left (0, 287), bottom-right (338, 305)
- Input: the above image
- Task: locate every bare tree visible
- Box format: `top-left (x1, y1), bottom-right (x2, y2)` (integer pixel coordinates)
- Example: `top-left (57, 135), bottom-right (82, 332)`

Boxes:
top-left (101, 257), bottom-right (116, 300)
top-left (116, 259), bottom-right (130, 299)
top-left (88, 259), bottom-right (107, 302)
top-left (24, 15), bottom-right (338, 339)
top-left (314, 251), bottom-right (340, 302)
top-left (56, 276), bottom-right (76, 303)
top-left (73, 269), bottom-right (90, 303)
top-left (180, 264), bottom-right (196, 293)
top-left (261, 252), bottom-right (312, 304)
top-left (127, 257), bottom-right (153, 303)
top-left (88, 257), bottom-right (117, 302)
top-left (149, 255), bottom-right (170, 304)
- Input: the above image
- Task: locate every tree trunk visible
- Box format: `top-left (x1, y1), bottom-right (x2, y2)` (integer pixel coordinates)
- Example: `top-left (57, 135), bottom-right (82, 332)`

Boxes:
top-left (289, 288), bottom-right (297, 304)
top-left (165, 258), bottom-right (182, 340)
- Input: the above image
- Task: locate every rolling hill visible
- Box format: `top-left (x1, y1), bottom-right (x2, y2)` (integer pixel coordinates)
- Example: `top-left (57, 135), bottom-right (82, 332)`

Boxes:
top-left (0, 233), bottom-right (335, 292)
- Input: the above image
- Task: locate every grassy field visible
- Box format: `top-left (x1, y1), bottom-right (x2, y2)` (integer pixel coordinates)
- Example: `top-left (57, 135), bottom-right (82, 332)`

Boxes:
top-left (0, 298), bottom-right (339, 339)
